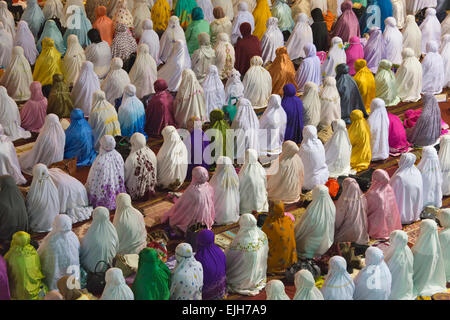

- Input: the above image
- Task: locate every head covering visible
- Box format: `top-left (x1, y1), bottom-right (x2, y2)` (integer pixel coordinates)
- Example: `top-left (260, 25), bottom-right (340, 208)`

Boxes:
top-left (63, 9), bottom-right (92, 48)
top-left (4, 231), bottom-right (47, 300)
top-left (37, 214), bottom-right (80, 290)
top-left (352, 60), bottom-right (374, 114)
top-left (0, 127), bottom-right (27, 183)
top-left (419, 8), bottom-right (441, 55)
top-left (385, 230), bottom-right (415, 300)
top-left (231, 98), bottom-right (260, 156)
top-left (345, 36), bottom-right (364, 76)
top-left (112, 0), bottom-right (134, 28)
top-left (62, 34), bottom-right (86, 87)
top-left (159, 16), bottom-right (190, 64)
top-left (336, 63), bottom-right (367, 123)
top-left (321, 256), bottom-right (355, 300)
top-left (158, 39), bottom-right (192, 92)
top-left (139, 19), bottom-right (160, 65)
top-left (367, 98), bottom-right (389, 160)
top-left (14, 20), bottom-right (39, 66)
top-left (402, 15), bottom-right (422, 58)
top-left (407, 94), bottom-right (441, 147)
top-left (42, 0), bottom-right (64, 21)
top-left (170, 242), bottom-right (204, 300)
top-left (1, 46), bottom-right (33, 102)
top-left (47, 74), bottom-right (75, 118)
top-left (383, 17), bottom-right (403, 66)
top-left (234, 22), bottom-right (262, 75)
top-left (421, 40), bottom-right (444, 95)
top-left (295, 43), bottom-right (321, 93)
top-left (174, 0), bottom-right (198, 28)
top-left (267, 47), bottom-right (297, 96)
top-left (439, 135), bottom-right (450, 196)
top-left (0, 21), bottom-right (12, 69)
top-left (191, 32), bottom-right (216, 83)
top-left (252, 0), bottom-right (272, 40)
top-left (286, 13), bottom-right (312, 60)
top-left (325, 119), bottom-right (352, 177)
top-left (33, 37), bottom-right (63, 86)
top-left (225, 214), bottom-right (268, 295)
top-left (129, 43), bottom-right (157, 99)
top-left (100, 268), bottom-right (134, 300)
top-left (335, 177), bottom-right (369, 244)
top-left (389, 152), bottom-right (423, 224)
top-left (197, 0), bottom-right (215, 22)
top-left (318, 77), bottom-right (340, 131)
top-left (259, 94), bottom-right (287, 155)
top-left (151, 0), bottom-right (171, 32)
top-left (18, 114), bottom-right (64, 174)
top-left (270, 0), bottom-right (294, 32)
top-left (85, 29), bottom-right (112, 79)
top-left (261, 17), bottom-right (284, 64)
top-left (295, 185), bottom-right (335, 258)
top-left (0, 87), bottom-right (29, 142)
top-left (203, 66), bottom-right (226, 119)
top-left (396, 48), bottom-right (422, 102)
top-left (387, 112), bottom-right (410, 154)
top-left (301, 82), bottom-right (322, 128)
top-left (213, 32), bottom-right (235, 79)
top-left (93, 6), bottom-right (114, 45)
top-left (322, 36), bottom-right (346, 77)
top-left (132, 0), bottom-right (152, 39)
top-left (0, 1), bottom-right (15, 38)
top-left (332, 0), bottom-right (360, 42)
top-left (310, 8), bottom-right (329, 52)
top-left (0, 255), bottom-right (10, 300)
top-left (111, 23), bottom-right (137, 62)
top-left (85, 135), bottom-right (126, 209)
top-left (0, 175), bottom-right (28, 241)
top-left (101, 57), bottom-right (131, 104)
top-left (281, 83), bottom-right (303, 143)
top-left (354, 246), bottom-right (392, 299)
top-left (293, 269), bottom-right (324, 300)
top-left (265, 279), bottom-right (290, 300)
top-left (417, 146), bottom-right (443, 208)
top-left (37, 20), bottom-right (66, 55)
top-left (231, 2), bottom-right (255, 44)
top-left (375, 59), bottom-right (400, 106)
top-left (224, 68), bottom-right (244, 101)
top-left (441, 34), bottom-right (450, 88)
top-left (412, 219), bottom-right (447, 296)
top-left (71, 61), bottom-right (101, 116)
top-left (242, 56), bottom-right (271, 109)
top-left (185, 7), bottom-right (210, 55)
top-left (144, 79), bottom-right (175, 137)
top-left (363, 28), bottom-right (385, 73)
top-left (348, 109), bottom-right (371, 172)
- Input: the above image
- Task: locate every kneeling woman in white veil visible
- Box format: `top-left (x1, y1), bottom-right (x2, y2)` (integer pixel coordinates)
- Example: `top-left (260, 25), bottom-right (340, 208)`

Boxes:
top-left (258, 94), bottom-right (287, 157)
top-left (158, 40), bottom-right (191, 92)
top-left (242, 56), bottom-right (272, 109)
top-left (225, 214), bottom-right (269, 296)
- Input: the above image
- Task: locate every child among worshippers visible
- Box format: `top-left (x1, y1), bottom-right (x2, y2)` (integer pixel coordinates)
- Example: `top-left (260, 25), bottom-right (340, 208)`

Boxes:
top-left (267, 47), bottom-right (297, 96)
top-left (389, 152), bottom-right (423, 224)
top-left (412, 219), bottom-right (447, 297)
top-left (421, 40), bottom-right (444, 95)
top-left (354, 247), bottom-right (392, 300)
top-left (321, 256), bottom-right (355, 300)
top-left (439, 136), bottom-right (450, 196)
top-left (80, 206), bottom-right (119, 273)
top-left (235, 22), bottom-right (262, 75)
top-left (242, 56), bottom-right (272, 109)
top-left (19, 114), bottom-right (64, 174)
top-left (321, 36), bottom-right (346, 78)
top-left (14, 20), bottom-right (39, 66)
top-left (214, 33), bottom-right (235, 79)
top-left (281, 83), bottom-right (303, 143)
top-left (324, 119), bottom-right (353, 178)
top-left (298, 125), bottom-right (329, 190)
top-left (335, 63), bottom-right (367, 124)
top-left (402, 15), bottom-right (422, 58)
top-left (132, 248), bottom-right (171, 300)
top-left (92, 6), bottom-right (114, 45)
top-left (295, 43), bottom-right (321, 93)
top-left (192, 32), bottom-right (217, 83)
top-left (158, 39), bottom-right (192, 92)
top-left (438, 209), bottom-right (450, 283)
top-left (0, 46), bottom-right (32, 101)
top-left (364, 27), bottom-right (384, 73)
top-left (267, 140), bottom-right (304, 203)
top-left (353, 59), bottom-right (375, 113)
top-left (367, 98), bottom-right (389, 161)
top-left (258, 94), bottom-right (287, 157)
top-left (85, 28), bottom-right (112, 79)
top-left (286, 13), bottom-right (312, 61)
top-left (261, 17), bottom-right (284, 64)
top-left (417, 146), bottom-right (443, 208)
top-left (395, 48), bottom-right (422, 103)
top-left (348, 109), bottom-right (371, 172)
top-left (375, 59), bottom-right (400, 107)
top-left (156, 125), bottom-right (188, 190)
top-left (334, 178), bottom-right (369, 244)
top-left (118, 84), bottom-right (146, 137)
top-left (186, 7), bottom-right (211, 55)
top-left (210, 7), bottom-right (232, 46)
top-left (231, 2), bottom-right (255, 44)
top-left (295, 185), bottom-right (335, 259)
top-left (129, 44), bottom-right (157, 100)
top-left (293, 269), bottom-right (324, 300)
top-left (226, 214), bottom-right (268, 296)
top-left (85, 135), bottom-right (126, 210)
top-left (0, 175), bottom-right (28, 241)
top-left (37, 214), bottom-right (80, 290)
top-left (71, 61), bottom-right (101, 117)
top-left (124, 132), bottom-right (157, 200)
top-left (262, 200), bottom-right (297, 273)
top-left (62, 35), bottom-right (86, 87)
top-left (145, 79), bottom-right (175, 137)
top-left (419, 8), bottom-right (441, 55)
top-left (0, 87), bottom-right (30, 142)
top-left (33, 38), bottom-right (62, 87)
top-left (407, 94), bottom-right (442, 147)
top-left (331, 0), bottom-right (360, 42)
top-left (4, 231), bottom-right (47, 300)
top-left (194, 230), bottom-right (227, 300)
top-left (265, 279), bottom-right (290, 300)
top-left (239, 148), bottom-right (269, 213)
top-left (383, 17), bottom-right (402, 66)
top-left (385, 230), bottom-right (415, 300)
top-left (37, 20), bottom-right (65, 55)
top-left (345, 36), bottom-right (364, 76)
top-left (101, 58), bottom-right (130, 107)
top-left (63, 9), bottom-right (92, 48)
top-left (100, 268), bottom-right (134, 300)
top-left (139, 19), bottom-right (160, 65)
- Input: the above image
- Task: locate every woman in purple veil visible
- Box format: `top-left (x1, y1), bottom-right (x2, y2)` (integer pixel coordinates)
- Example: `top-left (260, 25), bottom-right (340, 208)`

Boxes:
top-left (194, 229), bottom-right (227, 300)
top-left (0, 255), bottom-right (10, 300)
top-left (185, 117), bottom-right (210, 180)
top-left (295, 43), bottom-right (321, 92)
top-left (363, 27), bottom-right (385, 73)
top-left (281, 83), bottom-right (303, 143)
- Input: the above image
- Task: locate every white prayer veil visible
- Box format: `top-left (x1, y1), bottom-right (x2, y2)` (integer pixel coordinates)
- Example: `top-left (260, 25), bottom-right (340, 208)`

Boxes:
top-left (84, 39), bottom-right (112, 80)
top-left (438, 135), bottom-right (450, 196)
top-left (395, 47), bottom-right (422, 102)
top-left (242, 56), bottom-right (272, 109)
top-left (19, 114), bottom-right (64, 174)
top-left (101, 57), bottom-right (131, 104)
top-left (421, 40), bottom-right (444, 95)
top-left (71, 60), bottom-right (101, 116)
top-left (319, 77), bottom-right (341, 130)
top-left (210, 156), bottom-right (240, 225)
top-left (62, 34), bottom-right (86, 86)
top-left (230, 1), bottom-right (255, 44)
top-left (158, 16), bottom-right (190, 64)
top-left (419, 8), bottom-right (441, 54)
top-left (265, 279), bottom-right (290, 300)
top-left (417, 146), bottom-right (443, 208)
top-left (129, 43), bottom-right (157, 98)
top-left (157, 39), bottom-right (191, 92)
top-left (383, 17), bottom-right (403, 65)
top-left (367, 98), bottom-right (389, 161)
top-left (80, 206), bottom-right (119, 273)
top-left (156, 125), bottom-right (188, 189)
top-left (0, 21), bottom-right (12, 68)
top-left (438, 209), bottom-right (450, 282)
top-left (411, 219), bottom-right (447, 296)
top-left (0, 1), bottom-right (15, 38)
top-left (0, 86), bottom-right (31, 141)
top-left (384, 230), bottom-right (415, 300)
top-left (0, 125), bottom-right (26, 184)
top-left (139, 19), bottom-right (160, 65)
top-left (389, 152), bottom-right (423, 224)
top-left (402, 15), bottom-right (422, 58)
top-left (258, 94), bottom-right (287, 156)
top-left (261, 17), bottom-right (284, 64)
top-left (391, 0), bottom-right (406, 28)
top-left (286, 13), bottom-right (313, 60)
top-left (43, 0), bottom-right (64, 20)
top-left (14, 20), bottom-right (39, 65)
top-left (321, 36), bottom-right (346, 77)
top-left (293, 269), bottom-right (324, 300)
top-left (320, 255), bottom-right (355, 300)
top-left (224, 68), bottom-right (244, 101)
top-left (100, 267), bottom-right (134, 300)
top-left (26, 163), bottom-right (60, 233)
top-left (132, 0), bottom-right (151, 39)
top-left (0, 46), bottom-right (33, 101)
top-left (37, 214), bottom-right (80, 290)
top-left (301, 82), bottom-right (321, 127)
top-left (441, 34), bottom-right (450, 88)
top-left (225, 213), bottom-right (269, 296)
top-left (231, 98), bottom-right (260, 157)
top-left (202, 65), bottom-right (226, 115)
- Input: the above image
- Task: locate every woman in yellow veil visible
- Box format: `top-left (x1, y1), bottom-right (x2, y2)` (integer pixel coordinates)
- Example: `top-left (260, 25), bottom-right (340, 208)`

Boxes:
top-left (353, 59), bottom-right (375, 113)
top-left (33, 37), bottom-right (62, 86)
top-left (348, 109), bottom-right (372, 172)
top-left (151, 0), bottom-right (171, 33)
top-left (252, 0), bottom-right (272, 39)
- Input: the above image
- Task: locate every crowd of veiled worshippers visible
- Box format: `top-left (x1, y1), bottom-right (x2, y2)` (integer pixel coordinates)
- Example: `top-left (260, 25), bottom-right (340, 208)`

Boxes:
top-left (0, 0), bottom-right (449, 301)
